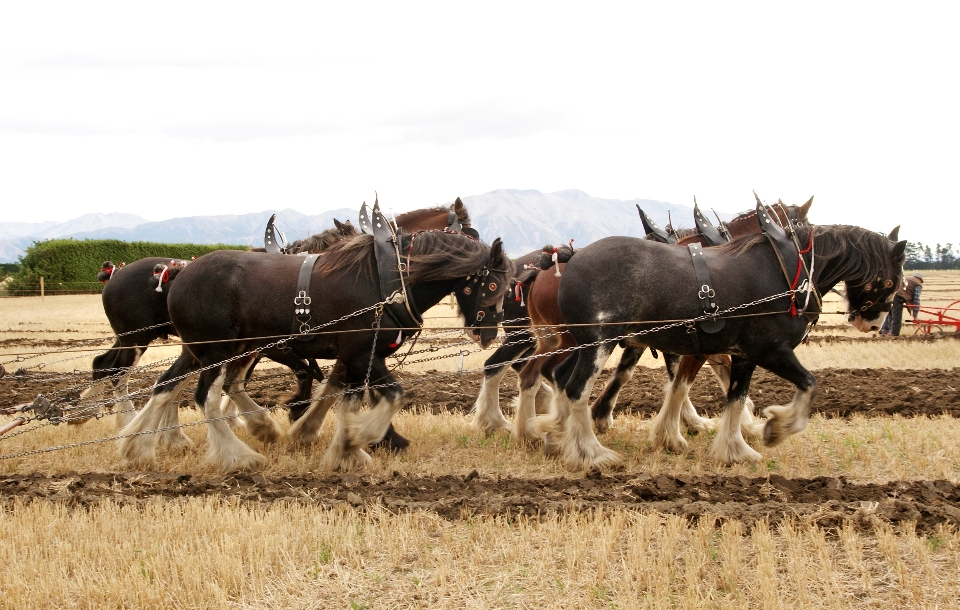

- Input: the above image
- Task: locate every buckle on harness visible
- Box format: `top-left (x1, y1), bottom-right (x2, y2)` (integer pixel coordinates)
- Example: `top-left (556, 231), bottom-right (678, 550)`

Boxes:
top-left (294, 290), bottom-right (312, 307)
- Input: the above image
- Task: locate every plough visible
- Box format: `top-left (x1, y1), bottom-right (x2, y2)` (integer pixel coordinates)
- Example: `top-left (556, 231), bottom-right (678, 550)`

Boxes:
top-left (909, 300), bottom-right (960, 334)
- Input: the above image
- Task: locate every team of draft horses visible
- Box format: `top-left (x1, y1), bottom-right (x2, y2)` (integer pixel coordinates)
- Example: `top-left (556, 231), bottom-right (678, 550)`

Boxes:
top-left (88, 194), bottom-right (906, 473)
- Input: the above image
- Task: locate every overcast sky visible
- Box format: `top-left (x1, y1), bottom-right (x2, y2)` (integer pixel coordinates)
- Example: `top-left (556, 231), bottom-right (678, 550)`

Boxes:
top-left (1, 2), bottom-right (957, 244)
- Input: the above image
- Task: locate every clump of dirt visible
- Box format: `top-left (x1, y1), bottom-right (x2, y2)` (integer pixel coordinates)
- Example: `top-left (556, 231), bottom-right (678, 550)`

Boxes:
top-left (1, 471), bottom-right (957, 534)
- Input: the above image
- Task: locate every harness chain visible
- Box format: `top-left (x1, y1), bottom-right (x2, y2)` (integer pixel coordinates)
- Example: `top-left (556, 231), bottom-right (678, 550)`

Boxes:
top-left (0, 288), bottom-right (807, 459)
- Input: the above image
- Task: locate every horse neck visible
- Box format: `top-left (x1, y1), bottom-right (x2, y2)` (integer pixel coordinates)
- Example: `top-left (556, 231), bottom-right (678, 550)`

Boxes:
top-left (808, 227), bottom-right (867, 295)
top-left (725, 206), bottom-right (798, 240)
top-left (397, 209), bottom-right (450, 232)
top-left (409, 278), bottom-right (460, 313)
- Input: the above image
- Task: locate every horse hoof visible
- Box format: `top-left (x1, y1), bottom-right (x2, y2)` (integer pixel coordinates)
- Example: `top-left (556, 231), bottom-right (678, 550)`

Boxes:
top-left (593, 415), bottom-right (614, 434)
top-left (370, 433), bottom-right (410, 453)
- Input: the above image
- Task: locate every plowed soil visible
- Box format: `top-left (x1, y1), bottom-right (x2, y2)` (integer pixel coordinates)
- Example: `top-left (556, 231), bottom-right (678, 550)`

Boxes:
top-left (4, 367), bottom-right (960, 420)
top-left (1, 470), bottom-right (957, 534)
top-left (3, 359), bottom-right (959, 531)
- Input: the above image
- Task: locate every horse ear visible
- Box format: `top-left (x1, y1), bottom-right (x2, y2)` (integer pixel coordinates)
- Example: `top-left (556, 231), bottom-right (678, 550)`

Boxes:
top-left (800, 196), bottom-right (814, 219)
top-left (454, 197), bottom-right (464, 212)
top-left (333, 218), bottom-right (345, 231)
top-left (490, 237), bottom-right (505, 266)
top-left (891, 239), bottom-right (907, 262)
top-left (887, 225), bottom-right (900, 242)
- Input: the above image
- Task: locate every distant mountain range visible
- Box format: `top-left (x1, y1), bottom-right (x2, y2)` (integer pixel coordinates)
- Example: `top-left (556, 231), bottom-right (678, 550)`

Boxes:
top-left (0, 190), bottom-right (737, 263)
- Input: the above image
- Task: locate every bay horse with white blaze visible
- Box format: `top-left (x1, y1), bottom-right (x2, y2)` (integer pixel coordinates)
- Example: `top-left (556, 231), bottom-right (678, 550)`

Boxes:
top-left (534, 211), bottom-right (905, 470)
top-left (118, 223), bottom-right (513, 471)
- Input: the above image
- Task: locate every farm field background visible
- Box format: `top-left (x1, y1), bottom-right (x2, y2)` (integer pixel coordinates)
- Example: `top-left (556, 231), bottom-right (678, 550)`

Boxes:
top-left (0, 271), bottom-right (958, 608)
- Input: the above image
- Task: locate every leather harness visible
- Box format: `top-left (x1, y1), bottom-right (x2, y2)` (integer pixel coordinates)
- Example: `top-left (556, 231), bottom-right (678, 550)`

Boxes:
top-left (686, 243), bottom-right (725, 334)
top-left (281, 200), bottom-right (483, 342)
top-left (264, 214), bottom-right (287, 254)
top-left (637, 205), bottom-right (677, 244)
top-left (693, 203), bottom-right (730, 246)
top-left (757, 202), bottom-right (821, 319)
top-left (292, 253), bottom-right (322, 340)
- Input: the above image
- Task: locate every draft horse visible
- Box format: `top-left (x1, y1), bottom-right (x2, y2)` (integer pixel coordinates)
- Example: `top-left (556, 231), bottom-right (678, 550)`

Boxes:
top-left (534, 210), bottom-right (905, 470)
top-left (471, 199), bottom-right (812, 446)
top-left (85, 200), bottom-right (474, 438)
top-left (79, 217), bottom-right (354, 433)
top-left (117, 224), bottom-right (513, 471)
top-left (590, 197), bottom-right (814, 440)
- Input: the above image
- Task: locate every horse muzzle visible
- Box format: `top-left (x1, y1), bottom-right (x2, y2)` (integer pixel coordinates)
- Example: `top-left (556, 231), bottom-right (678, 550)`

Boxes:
top-left (849, 312), bottom-right (886, 333)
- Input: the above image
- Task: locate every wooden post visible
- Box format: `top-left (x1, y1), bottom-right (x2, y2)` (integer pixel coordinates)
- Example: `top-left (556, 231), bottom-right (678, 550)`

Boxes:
top-left (40, 276), bottom-right (44, 301)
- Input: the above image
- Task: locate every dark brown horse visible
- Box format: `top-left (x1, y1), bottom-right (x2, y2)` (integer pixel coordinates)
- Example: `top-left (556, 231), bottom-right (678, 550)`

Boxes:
top-left (538, 218), bottom-right (904, 470)
top-left (117, 224), bottom-right (513, 472)
top-left (85, 201), bottom-right (474, 449)
top-left (591, 197), bottom-right (814, 440)
top-left (473, 199), bottom-right (812, 446)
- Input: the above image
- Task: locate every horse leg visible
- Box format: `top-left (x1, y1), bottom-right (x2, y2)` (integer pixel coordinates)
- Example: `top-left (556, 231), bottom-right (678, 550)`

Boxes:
top-left (369, 422), bottom-right (410, 453)
top-left (154, 348), bottom-right (198, 452)
top-left (753, 347), bottom-right (818, 447)
top-left (709, 357), bottom-right (762, 464)
top-left (649, 353), bottom-right (700, 453)
top-left (515, 334), bottom-right (566, 446)
top-left (219, 354), bottom-right (262, 430)
top-left (470, 340), bottom-right (533, 435)
top-left (675, 355), bottom-right (717, 434)
top-left (77, 343), bottom-right (122, 422)
top-left (197, 357), bottom-right (267, 471)
top-left (110, 347), bottom-right (146, 431)
top-left (552, 343), bottom-right (620, 471)
top-left (223, 362), bottom-right (283, 444)
top-left (288, 362), bottom-right (346, 445)
top-left (706, 354), bottom-right (764, 438)
top-left (323, 358), bottom-right (400, 471)
top-left (117, 350), bottom-right (196, 467)
top-left (591, 344), bottom-right (645, 433)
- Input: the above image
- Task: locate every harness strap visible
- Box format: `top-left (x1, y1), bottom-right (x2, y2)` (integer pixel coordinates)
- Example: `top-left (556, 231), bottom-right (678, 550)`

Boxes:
top-left (637, 205), bottom-right (677, 244)
top-left (757, 202), bottom-right (821, 318)
top-left (371, 201), bottom-right (422, 335)
top-left (264, 214), bottom-right (284, 254)
top-left (292, 253), bottom-right (322, 340)
top-left (694, 203), bottom-right (729, 246)
top-left (687, 243), bottom-right (725, 334)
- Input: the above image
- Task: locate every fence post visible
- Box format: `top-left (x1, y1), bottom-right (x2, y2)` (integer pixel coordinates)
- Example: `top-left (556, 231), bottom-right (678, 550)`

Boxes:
top-left (40, 276), bottom-right (44, 301)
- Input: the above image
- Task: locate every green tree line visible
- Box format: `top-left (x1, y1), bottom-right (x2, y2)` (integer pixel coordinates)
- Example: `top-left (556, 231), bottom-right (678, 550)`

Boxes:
top-left (904, 242), bottom-right (960, 270)
top-left (5, 238), bottom-right (248, 295)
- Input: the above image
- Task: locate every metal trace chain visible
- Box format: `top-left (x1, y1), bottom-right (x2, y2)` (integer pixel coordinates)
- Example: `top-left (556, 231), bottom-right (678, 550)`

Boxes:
top-left (0, 289), bottom-right (800, 460)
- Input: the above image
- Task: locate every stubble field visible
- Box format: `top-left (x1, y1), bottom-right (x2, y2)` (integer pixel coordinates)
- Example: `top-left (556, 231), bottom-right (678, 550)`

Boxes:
top-left (0, 271), bottom-right (959, 609)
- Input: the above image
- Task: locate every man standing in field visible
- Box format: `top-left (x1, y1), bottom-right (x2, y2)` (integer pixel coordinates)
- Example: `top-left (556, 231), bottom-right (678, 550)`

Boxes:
top-left (881, 273), bottom-right (923, 336)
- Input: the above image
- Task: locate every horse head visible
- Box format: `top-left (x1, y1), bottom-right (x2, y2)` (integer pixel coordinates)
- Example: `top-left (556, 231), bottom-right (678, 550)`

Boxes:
top-left (842, 227), bottom-right (907, 332)
top-left (455, 238), bottom-right (513, 348)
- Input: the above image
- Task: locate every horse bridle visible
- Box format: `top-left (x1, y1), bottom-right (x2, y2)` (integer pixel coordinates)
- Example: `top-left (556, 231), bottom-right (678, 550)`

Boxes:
top-left (402, 229), bottom-right (509, 328)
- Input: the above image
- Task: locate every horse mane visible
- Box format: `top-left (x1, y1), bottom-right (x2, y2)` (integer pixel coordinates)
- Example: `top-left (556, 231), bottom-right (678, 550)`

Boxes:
top-left (286, 221), bottom-right (359, 254)
top-left (719, 225), bottom-right (900, 287)
top-left (396, 204), bottom-right (472, 228)
top-left (314, 230), bottom-right (509, 283)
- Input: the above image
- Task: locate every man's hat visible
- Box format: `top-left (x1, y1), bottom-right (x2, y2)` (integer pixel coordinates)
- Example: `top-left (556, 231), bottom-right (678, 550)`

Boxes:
top-left (914, 273), bottom-right (924, 281)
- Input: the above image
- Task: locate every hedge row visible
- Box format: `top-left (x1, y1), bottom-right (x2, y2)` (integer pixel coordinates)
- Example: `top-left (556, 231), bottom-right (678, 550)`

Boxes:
top-left (6, 239), bottom-right (248, 295)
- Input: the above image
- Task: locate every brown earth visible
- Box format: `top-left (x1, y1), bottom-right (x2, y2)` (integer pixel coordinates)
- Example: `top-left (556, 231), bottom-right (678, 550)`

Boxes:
top-left (3, 366), bottom-right (960, 420)
top-left (3, 354), bottom-right (960, 533)
top-left (1, 470), bottom-right (957, 534)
